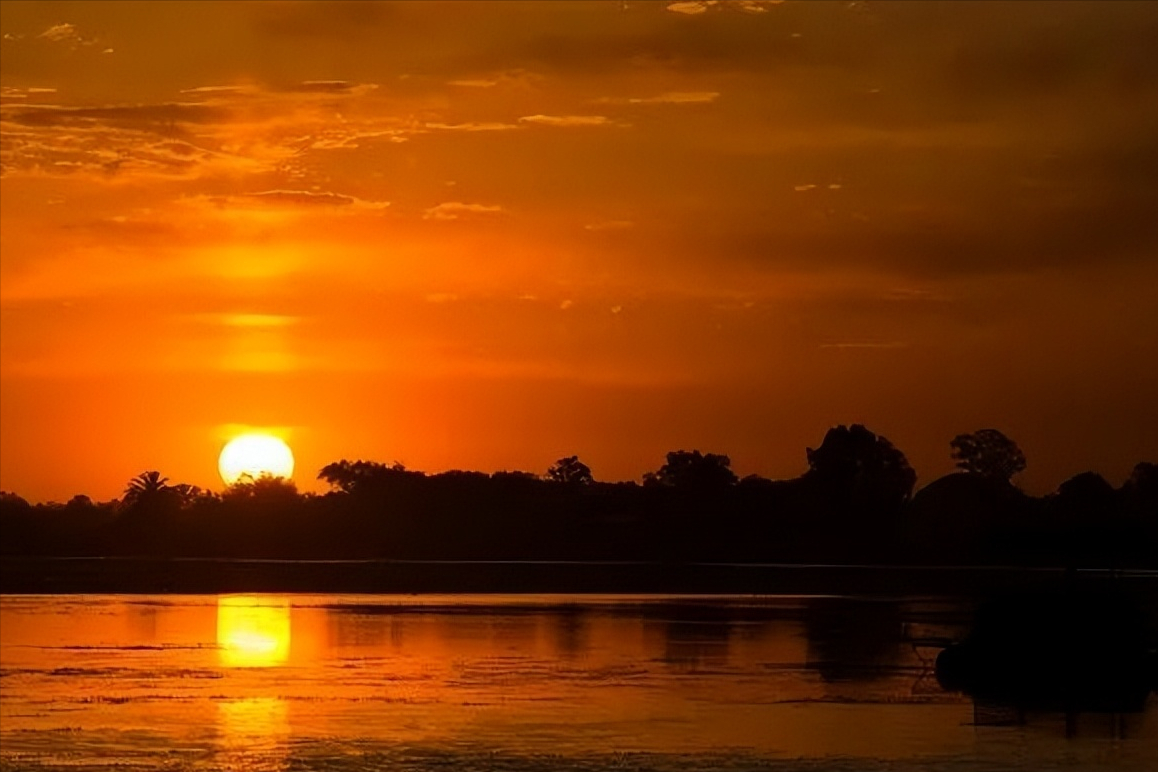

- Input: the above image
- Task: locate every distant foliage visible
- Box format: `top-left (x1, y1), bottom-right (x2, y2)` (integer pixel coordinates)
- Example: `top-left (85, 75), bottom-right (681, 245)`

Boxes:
top-left (318, 459), bottom-right (411, 494)
top-left (222, 473), bottom-right (299, 504)
top-left (1122, 462), bottom-right (1157, 523)
top-left (1050, 471), bottom-right (1117, 524)
top-left (547, 456), bottom-right (594, 485)
top-left (2, 431), bottom-right (1152, 569)
top-left (0, 491), bottom-right (32, 514)
top-left (805, 424), bottom-right (917, 507)
top-left (950, 429), bottom-right (1026, 481)
top-left (122, 471), bottom-right (170, 505)
top-left (120, 470), bottom-right (184, 516)
top-left (643, 450), bottom-right (737, 491)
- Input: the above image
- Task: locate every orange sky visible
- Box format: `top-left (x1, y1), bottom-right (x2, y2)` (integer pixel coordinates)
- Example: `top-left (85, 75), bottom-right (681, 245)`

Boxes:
top-left (2, 1), bottom-right (1156, 501)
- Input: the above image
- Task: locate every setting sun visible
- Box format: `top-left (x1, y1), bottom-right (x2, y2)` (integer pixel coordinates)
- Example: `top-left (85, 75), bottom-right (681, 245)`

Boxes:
top-left (218, 434), bottom-right (295, 486)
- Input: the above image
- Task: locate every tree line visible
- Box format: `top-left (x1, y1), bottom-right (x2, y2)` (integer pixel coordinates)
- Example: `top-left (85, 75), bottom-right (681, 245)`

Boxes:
top-left (1, 426), bottom-right (1154, 567)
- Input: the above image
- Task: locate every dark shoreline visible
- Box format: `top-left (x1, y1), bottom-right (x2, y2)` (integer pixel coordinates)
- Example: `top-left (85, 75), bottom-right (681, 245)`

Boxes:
top-left (3, 556), bottom-right (1155, 597)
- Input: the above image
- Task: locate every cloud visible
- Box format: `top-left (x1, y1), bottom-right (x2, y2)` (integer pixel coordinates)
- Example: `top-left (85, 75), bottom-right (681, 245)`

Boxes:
top-left (425, 121), bottom-right (520, 132)
top-left (3, 102), bottom-right (230, 129)
top-left (447, 70), bottom-right (544, 90)
top-left (518, 114), bottom-right (613, 128)
top-left (667, 1), bottom-right (783, 16)
top-left (0, 85), bottom-right (408, 180)
top-left (597, 92), bottom-right (720, 105)
top-left (0, 110), bottom-right (269, 180)
top-left (184, 190), bottom-right (390, 212)
top-left (180, 85), bottom-right (259, 96)
top-left (287, 81), bottom-right (379, 95)
top-left (449, 79), bottom-right (498, 88)
top-left (0, 87), bottom-right (57, 103)
top-left (241, 190), bottom-right (389, 209)
top-left (423, 202), bottom-right (504, 221)
top-left (38, 23), bottom-right (85, 45)
top-left (667, 2), bottom-right (713, 15)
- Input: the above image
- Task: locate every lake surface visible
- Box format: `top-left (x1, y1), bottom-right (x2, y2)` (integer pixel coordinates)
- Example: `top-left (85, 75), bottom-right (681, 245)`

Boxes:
top-left (1, 593), bottom-right (1154, 771)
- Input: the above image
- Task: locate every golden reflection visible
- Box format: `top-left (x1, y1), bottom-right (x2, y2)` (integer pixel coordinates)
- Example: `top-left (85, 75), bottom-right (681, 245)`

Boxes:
top-left (217, 697), bottom-right (290, 772)
top-left (216, 595), bottom-right (291, 667)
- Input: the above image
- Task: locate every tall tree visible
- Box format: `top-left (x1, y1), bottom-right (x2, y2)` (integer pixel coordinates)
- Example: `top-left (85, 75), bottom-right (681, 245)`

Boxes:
top-left (318, 459), bottom-right (409, 494)
top-left (122, 471), bottom-right (172, 509)
top-left (222, 474), bottom-right (300, 504)
top-left (546, 456), bottom-right (594, 485)
top-left (644, 450), bottom-right (737, 492)
top-left (806, 425), bottom-right (917, 508)
top-left (950, 429), bottom-right (1026, 482)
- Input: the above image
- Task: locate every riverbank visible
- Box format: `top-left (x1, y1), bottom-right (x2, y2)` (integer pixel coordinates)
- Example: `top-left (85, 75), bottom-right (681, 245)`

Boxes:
top-left (3, 556), bottom-right (1155, 596)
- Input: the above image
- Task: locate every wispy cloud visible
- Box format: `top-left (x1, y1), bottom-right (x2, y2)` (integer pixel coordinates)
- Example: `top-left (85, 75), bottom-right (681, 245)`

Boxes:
top-left (595, 92), bottom-right (719, 105)
top-left (182, 190), bottom-right (390, 213)
top-left (0, 109), bottom-right (269, 180)
top-left (0, 85), bottom-right (403, 180)
top-left (1, 87), bottom-right (57, 97)
top-left (667, 2), bottom-right (712, 15)
top-left (423, 202), bottom-right (504, 221)
top-left (425, 121), bottom-right (520, 133)
top-left (449, 79), bottom-right (499, 88)
top-left (179, 85), bottom-right (258, 96)
top-left (667, 1), bottom-right (783, 15)
top-left (518, 114), bottom-right (613, 128)
top-left (290, 81), bottom-right (379, 95)
top-left (240, 190), bottom-right (389, 209)
top-left (447, 70), bottom-right (543, 90)
top-left (38, 23), bottom-right (87, 45)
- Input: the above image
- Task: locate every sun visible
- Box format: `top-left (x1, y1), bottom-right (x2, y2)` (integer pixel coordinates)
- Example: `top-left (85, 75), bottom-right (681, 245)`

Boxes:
top-left (218, 433), bottom-right (295, 485)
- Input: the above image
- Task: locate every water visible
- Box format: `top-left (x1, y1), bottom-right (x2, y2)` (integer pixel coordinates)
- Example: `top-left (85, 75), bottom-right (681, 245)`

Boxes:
top-left (0, 594), bottom-right (1153, 771)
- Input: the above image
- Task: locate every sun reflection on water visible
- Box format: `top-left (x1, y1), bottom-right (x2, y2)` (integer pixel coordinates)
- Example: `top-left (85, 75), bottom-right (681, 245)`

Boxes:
top-left (217, 697), bottom-right (290, 772)
top-left (216, 595), bottom-right (291, 667)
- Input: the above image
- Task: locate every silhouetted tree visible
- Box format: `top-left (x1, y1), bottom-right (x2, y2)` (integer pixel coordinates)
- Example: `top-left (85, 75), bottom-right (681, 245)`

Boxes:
top-left (0, 491), bottom-right (32, 514)
top-left (905, 472), bottom-right (1034, 564)
top-left (644, 450), bottom-right (737, 491)
top-left (492, 470), bottom-right (538, 481)
top-left (950, 429), bottom-right (1026, 482)
top-left (222, 474), bottom-right (299, 504)
top-left (3, 439), bottom-right (1151, 569)
top-left (1122, 462), bottom-right (1157, 520)
top-left (806, 425), bottom-right (917, 508)
top-left (169, 484), bottom-right (204, 508)
top-left (318, 459), bottom-right (411, 494)
top-left (547, 456), bottom-right (594, 485)
top-left (1054, 471), bottom-right (1116, 518)
top-left (66, 494), bottom-right (94, 511)
top-left (1121, 463), bottom-right (1158, 564)
top-left (121, 471), bottom-right (174, 511)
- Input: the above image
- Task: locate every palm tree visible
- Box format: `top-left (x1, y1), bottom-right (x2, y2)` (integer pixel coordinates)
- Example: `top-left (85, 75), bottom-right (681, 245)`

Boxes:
top-left (122, 471), bottom-right (171, 509)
